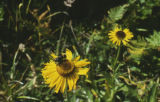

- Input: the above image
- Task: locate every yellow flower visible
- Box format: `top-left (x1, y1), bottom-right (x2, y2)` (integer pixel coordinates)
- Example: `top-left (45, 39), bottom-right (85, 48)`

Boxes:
top-left (41, 49), bottom-right (90, 93)
top-left (108, 27), bottom-right (133, 46)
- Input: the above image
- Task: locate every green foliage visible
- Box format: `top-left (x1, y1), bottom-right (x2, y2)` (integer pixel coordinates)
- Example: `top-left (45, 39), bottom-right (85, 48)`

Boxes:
top-left (137, 0), bottom-right (160, 19)
top-left (108, 4), bottom-right (128, 22)
top-left (146, 30), bottom-right (160, 48)
top-left (147, 80), bottom-right (159, 102)
top-left (0, 4), bottom-right (4, 21)
top-left (126, 37), bottom-right (148, 64)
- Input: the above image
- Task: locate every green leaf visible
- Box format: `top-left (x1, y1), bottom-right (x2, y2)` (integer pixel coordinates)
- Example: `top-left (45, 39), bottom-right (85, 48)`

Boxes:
top-left (147, 82), bottom-right (158, 102)
top-left (130, 67), bottom-right (141, 72)
top-left (17, 96), bottom-right (40, 101)
top-left (146, 30), bottom-right (160, 48)
top-left (0, 5), bottom-right (4, 21)
top-left (108, 4), bottom-right (128, 22)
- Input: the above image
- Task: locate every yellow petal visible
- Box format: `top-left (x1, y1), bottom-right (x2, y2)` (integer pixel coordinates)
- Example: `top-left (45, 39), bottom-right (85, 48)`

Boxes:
top-left (67, 76), bottom-right (74, 91)
top-left (73, 75), bottom-right (79, 89)
top-left (77, 68), bottom-right (89, 78)
top-left (66, 49), bottom-right (72, 60)
top-left (51, 53), bottom-right (57, 59)
top-left (74, 56), bottom-right (80, 62)
top-left (54, 76), bottom-right (63, 93)
top-left (116, 41), bottom-right (121, 46)
top-left (75, 59), bottom-right (90, 67)
top-left (42, 69), bottom-right (57, 80)
top-left (41, 62), bottom-right (57, 79)
top-left (60, 77), bottom-right (66, 93)
top-left (123, 29), bottom-right (130, 33)
top-left (44, 62), bottom-right (56, 70)
top-left (48, 72), bottom-right (60, 88)
top-left (122, 40), bottom-right (127, 45)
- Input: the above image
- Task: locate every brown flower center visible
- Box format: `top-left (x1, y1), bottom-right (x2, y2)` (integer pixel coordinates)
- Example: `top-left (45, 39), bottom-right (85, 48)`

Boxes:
top-left (56, 60), bottom-right (75, 76)
top-left (116, 31), bottom-right (126, 40)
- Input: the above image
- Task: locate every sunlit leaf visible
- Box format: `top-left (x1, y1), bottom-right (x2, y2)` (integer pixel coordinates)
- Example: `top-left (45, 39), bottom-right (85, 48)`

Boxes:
top-left (146, 30), bottom-right (160, 48)
top-left (17, 96), bottom-right (39, 101)
top-left (147, 82), bottom-right (159, 102)
top-left (0, 5), bottom-right (4, 21)
top-left (108, 4), bottom-right (128, 22)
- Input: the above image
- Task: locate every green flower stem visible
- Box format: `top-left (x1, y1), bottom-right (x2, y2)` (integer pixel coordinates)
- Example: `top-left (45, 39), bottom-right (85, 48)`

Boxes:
top-left (26, 0), bottom-right (32, 14)
top-left (56, 20), bottom-right (65, 55)
top-left (64, 85), bottom-right (69, 102)
top-left (10, 49), bottom-right (19, 80)
top-left (113, 45), bottom-right (121, 71)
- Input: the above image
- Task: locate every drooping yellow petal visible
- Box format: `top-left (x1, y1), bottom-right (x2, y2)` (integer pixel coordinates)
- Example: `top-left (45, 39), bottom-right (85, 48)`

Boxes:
top-left (66, 49), bottom-right (72, 60)
top-left (48, 72), bottom-right (60, 88)
top-left (77, 68), bottom-right (89, 78)
top-left (77, 68), bottom-right (89, 75)
top-left (75, 59), bottom-right (90, 67)
top-left (73, 75), bottom-right (79, 89)
top-left (67, 76), bottom-right (74, 91)
top-left (54, 76), bottom-right (63, 93)
top-left (60, 77), bottom-right (66, 93)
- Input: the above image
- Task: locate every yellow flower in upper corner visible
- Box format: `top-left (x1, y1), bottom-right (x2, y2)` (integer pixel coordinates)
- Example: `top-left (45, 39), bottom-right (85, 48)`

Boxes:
top-left (108, 27), bottom-right (134, 46)
top-left (41, 49), bottom-right (90, 93)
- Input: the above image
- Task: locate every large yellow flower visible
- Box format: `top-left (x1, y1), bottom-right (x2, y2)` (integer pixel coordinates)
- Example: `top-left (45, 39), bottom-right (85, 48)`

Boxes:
top-left (41, 49), bottom-right (90, 93)
top-left (108, 27), bottom-right (133, 46)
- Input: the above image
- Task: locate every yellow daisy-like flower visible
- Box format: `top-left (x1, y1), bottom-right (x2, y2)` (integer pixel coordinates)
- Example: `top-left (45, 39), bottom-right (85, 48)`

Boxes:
top-left (41, 49), bottom-right (90, 93)
top-left (108, 27), bottom-right (134, 46)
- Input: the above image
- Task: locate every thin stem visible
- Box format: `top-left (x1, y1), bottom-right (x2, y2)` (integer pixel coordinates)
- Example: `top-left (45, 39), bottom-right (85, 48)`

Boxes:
top-left (56, 20), bottom-right (65, 55)
top-left (64, 85), bottom-right (69, 102)
top-left (10, 49), bottom-right (19, 80)
top-left (66, 90), bottom-right (68, 102)
top-left (110, 45), bottom-right (121, 102)
top-left (26, 0), bottom-right (32, 14)
top-left (113, 45), bottom-right (121, 70)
